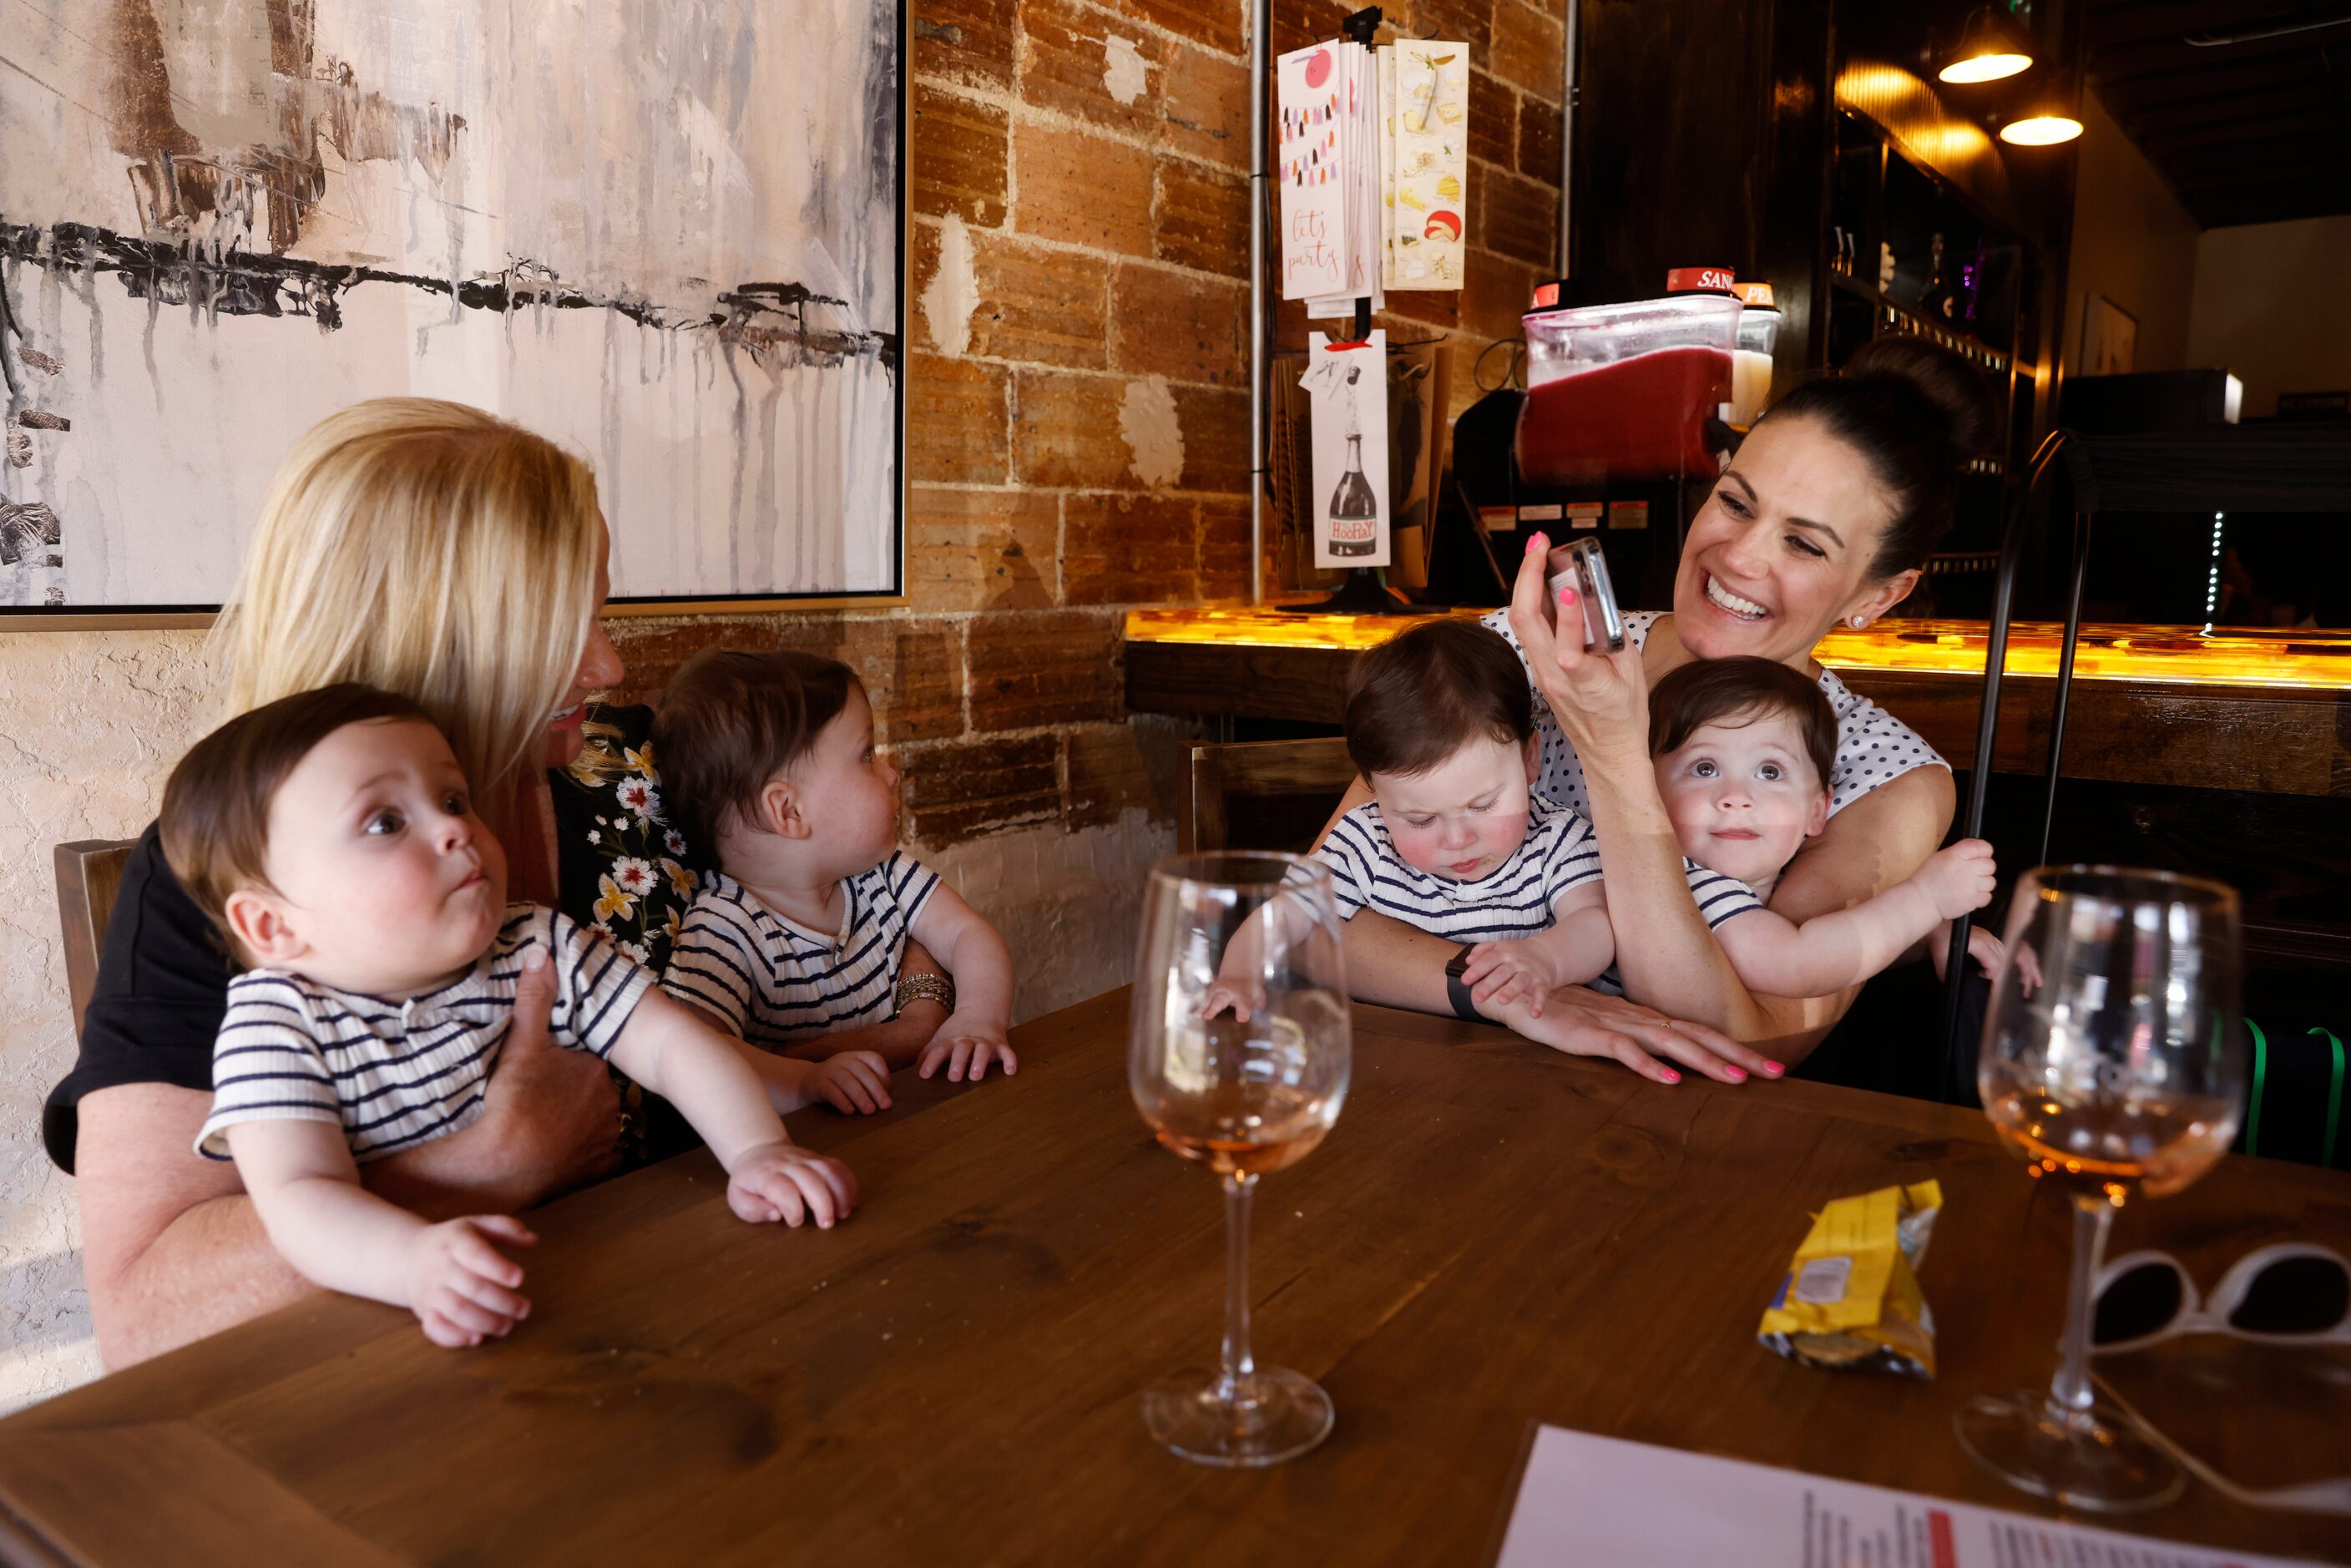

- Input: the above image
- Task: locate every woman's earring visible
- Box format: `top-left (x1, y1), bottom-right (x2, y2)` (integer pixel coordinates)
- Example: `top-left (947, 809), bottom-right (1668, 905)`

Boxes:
top-left (1849, 615), bottom-right (1868, 630)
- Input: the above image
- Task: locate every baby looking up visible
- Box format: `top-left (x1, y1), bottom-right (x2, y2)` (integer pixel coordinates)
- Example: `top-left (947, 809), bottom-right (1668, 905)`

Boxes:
top-left (161, 685), bottom-right (863, 1350)
top-left (654, 650), bottom-right (1017, 1085)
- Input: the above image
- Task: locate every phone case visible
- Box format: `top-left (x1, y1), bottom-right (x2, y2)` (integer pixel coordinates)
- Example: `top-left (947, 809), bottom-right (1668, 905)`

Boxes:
top-left (1546, 540), bottom-right (1626, 651)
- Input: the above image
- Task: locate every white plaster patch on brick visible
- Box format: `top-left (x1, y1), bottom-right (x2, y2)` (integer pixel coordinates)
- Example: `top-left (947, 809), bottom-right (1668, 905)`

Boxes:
top-left (915, 809), bottom-right (1170, 1024)
top-left (918, 211), bottom-right (979, 358)
top-left (1103, 35), bottom-right (1148, 107)
top-left (1118, 375), bottom-right (1185, 489)
top-left (0, 625), bottom-right (224, 1414)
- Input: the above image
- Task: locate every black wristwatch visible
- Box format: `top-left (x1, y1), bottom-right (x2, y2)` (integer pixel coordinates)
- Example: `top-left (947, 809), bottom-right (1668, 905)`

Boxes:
top-left (1443, 943), bottom-right (1481, 1021)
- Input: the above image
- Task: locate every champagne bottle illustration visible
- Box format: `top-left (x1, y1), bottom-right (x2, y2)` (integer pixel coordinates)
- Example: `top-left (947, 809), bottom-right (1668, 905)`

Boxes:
top-left (1327, 364), bottom-right (1378, 556)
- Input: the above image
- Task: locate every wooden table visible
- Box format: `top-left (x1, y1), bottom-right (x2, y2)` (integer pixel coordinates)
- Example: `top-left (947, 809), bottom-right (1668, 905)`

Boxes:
top-left (3, 993), bottom-right (2346, 1565)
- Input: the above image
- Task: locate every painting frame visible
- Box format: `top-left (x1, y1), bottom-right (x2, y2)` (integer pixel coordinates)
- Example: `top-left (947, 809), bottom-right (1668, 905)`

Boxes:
top-left (0, 1), bottom-right (911, 630)
top-left (2081, 293), bottom-right (2138, 380)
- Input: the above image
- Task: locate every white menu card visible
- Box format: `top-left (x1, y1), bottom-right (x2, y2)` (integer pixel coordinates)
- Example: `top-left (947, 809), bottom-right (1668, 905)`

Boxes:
top-left (1495, 1427), bottom-right (2323, 1568)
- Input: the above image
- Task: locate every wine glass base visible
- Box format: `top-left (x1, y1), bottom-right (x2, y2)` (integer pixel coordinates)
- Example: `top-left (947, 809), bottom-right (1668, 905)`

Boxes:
top-left (1954, 1390), bottom-right (2185, 1514)
top-left (1142, 1367), bottom-right (1334, 1469)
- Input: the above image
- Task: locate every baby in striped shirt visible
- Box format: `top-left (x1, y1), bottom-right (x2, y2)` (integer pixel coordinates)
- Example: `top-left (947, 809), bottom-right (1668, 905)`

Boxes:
top-left (653, 650), bottom-right (1017, 1085)
top-left (161, 685), bottom-right (869, 1349)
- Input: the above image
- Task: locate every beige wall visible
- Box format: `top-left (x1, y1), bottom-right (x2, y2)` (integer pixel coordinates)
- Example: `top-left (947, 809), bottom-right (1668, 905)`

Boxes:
top-left (0, 630), bottom-right (218, 1411)
top-left (2187, 215), bottom-right (2351, 418)
top-left (2063, 89), bottom-right (2201, 380)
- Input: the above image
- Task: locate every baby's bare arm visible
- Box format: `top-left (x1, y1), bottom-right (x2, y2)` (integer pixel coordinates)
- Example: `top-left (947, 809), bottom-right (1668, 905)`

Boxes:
top-left (607, 990), bottom-right (800, 1164)
top-left (1712, 879), bottom-right (1945, 999)
top-left (1460, 883), bottom-right (1614, 1014)
top-left (227, 1120), bottom-right (434, 1305)
top-left (908, 884), bottom-right (1014, 1029)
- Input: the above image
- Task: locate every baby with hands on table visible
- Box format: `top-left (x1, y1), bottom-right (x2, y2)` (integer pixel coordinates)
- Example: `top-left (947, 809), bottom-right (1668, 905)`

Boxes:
top-left (161, 685), bottom-right (862, 1350)
top-left (1215, 620), bottom-right (2000, 1071)
top-left (653, 650), bottom-right (1018, 1088)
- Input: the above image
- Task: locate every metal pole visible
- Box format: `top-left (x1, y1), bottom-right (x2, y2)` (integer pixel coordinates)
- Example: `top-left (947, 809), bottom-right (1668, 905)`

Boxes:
top-left (1248, 0), bottom-right (1271, 605)
top-left (1559, 0), bottom-right (1579, 276)
top-left (1939, 430), bottom-right (2070, 1090)
top-left (2038, 510), bottom-right (2091, 866)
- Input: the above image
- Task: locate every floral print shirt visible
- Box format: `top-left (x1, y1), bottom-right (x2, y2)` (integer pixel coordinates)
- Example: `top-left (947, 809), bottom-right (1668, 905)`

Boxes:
top-left (551, 701), bottom-right (710, 1165)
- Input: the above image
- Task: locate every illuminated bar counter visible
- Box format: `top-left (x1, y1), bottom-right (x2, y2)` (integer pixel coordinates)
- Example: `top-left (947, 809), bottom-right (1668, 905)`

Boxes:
top-left (1125, 608), bottom-right (2351, 798)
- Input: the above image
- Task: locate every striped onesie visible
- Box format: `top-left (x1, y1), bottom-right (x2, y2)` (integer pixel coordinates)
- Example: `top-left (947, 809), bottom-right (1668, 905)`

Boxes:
top-left (196, 907), bottom-right (652, 1162)
top-left (661, 854), bottom-right (942, 1049)
top-left (1314, 795), bottom-right (1764, 944)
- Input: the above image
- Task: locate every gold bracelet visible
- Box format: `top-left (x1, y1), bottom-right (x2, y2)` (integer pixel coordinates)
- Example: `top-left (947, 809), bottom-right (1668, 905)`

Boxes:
top-left (895, 970), bottom-right (956, 1014)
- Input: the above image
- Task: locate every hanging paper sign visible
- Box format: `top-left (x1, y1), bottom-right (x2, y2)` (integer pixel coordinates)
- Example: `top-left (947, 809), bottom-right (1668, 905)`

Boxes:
top-left (1302, 331), bottom-right (1391, 569)
top-left (1382, 41), bottom-right (1468, 291)
top-left (1277, 45), bottom-right (1348, 299)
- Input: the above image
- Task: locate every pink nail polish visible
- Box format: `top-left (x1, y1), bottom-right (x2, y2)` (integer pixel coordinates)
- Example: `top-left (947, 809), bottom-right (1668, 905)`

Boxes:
top-left (1726, 1066), bottom-right (1747, 1081)
top-left (1661, 1069), bottom-right (1681, 1084)
top-left (1765, 1060), bottom-right (1787, 1075)
top-left (1558, 585), bottom-right (1576, 604)
top-left (1524, 534), bottom-right (1543, 555)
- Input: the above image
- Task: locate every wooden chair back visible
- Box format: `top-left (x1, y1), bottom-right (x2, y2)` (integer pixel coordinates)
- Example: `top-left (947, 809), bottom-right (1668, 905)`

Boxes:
top-left (1179, 738), bottom-right (1358, 854)
top-left (55, 840), bottom-right (135, 1040)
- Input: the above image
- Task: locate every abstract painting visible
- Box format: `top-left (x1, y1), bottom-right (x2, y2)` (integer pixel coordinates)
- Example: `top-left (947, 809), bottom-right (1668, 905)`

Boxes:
top-left (0, 0), bottom-right (904, 614)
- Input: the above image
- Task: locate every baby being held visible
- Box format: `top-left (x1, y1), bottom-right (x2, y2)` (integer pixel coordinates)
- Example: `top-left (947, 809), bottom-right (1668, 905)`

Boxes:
top-left (1463, 655), bottom-right (2003, 1009)
top-left (655, 650), bottom-right (1016, 1084)
top-left (163, 685), bottom-right (862, 1349)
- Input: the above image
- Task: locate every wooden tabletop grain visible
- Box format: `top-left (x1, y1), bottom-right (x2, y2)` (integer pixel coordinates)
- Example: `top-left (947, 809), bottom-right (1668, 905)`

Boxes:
top-left (3, 991), bottom-right (2346, 1566)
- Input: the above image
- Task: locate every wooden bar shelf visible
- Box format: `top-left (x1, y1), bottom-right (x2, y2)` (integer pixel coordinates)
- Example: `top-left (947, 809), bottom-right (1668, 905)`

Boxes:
top-left (1125, 609), bottom-right (2351, 799)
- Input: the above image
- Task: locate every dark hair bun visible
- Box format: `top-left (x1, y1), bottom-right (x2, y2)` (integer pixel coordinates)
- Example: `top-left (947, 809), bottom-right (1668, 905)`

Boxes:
top-left (1841, 336), bottom-right (1999, 466)
top-left (1758, 336), bottom-right (2001, 577)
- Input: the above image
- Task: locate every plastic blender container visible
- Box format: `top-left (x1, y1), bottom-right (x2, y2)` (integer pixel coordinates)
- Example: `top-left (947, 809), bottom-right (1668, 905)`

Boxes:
top-left (1516, 294), bottom-right (1742, 485)
top-left (1732, 299), bottom-right (1780, 427)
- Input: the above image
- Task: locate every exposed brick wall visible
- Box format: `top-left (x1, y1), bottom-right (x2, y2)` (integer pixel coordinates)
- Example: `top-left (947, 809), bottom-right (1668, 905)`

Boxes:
top-left (606, 0), bottom-right (1570, 848)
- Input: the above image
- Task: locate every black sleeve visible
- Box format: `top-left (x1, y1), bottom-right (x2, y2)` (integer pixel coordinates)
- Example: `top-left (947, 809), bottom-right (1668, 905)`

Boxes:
top-left (43, 823), bottom-right (235, 1173)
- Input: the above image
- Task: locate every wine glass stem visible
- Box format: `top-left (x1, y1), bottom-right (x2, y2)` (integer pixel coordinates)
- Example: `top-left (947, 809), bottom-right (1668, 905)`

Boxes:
top-left (2046, 1194), bottom-right (2115, 1432)
top-left (1218, 1171), bottom-right (1258, 1404)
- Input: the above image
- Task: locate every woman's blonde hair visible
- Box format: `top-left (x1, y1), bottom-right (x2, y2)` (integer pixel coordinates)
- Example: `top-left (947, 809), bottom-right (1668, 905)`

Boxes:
top-left (215, 398), bottom-right (602, 817)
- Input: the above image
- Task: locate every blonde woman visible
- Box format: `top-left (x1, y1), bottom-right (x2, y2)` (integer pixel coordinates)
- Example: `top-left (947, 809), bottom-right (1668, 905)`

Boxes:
top-left (44, 400), bottom-right (948, 1368)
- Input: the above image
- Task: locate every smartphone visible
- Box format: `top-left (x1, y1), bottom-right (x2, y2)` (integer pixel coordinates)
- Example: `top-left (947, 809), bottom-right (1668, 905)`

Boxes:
top-left (1545, 539), bottom-right (1626, 651)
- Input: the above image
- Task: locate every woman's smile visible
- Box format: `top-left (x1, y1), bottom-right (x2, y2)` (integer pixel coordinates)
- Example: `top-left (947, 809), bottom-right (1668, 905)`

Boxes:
top-left (1701, 569), bottom-right (1771, 622)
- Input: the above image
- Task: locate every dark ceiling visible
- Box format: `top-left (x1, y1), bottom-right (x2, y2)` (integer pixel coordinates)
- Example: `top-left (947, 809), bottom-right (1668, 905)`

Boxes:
top-left (2085, 1), bottom-right (2351, 227)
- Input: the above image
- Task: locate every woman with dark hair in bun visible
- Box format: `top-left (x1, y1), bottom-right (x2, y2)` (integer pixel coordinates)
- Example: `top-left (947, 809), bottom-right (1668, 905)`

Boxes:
top-left (1326, 337), bottom-right (1997, 1083)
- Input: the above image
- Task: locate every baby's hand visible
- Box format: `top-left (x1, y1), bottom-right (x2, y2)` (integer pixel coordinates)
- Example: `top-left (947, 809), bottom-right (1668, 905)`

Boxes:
top-left (726, 1141), bottom-right (858, 1229)
top-left (807, 1050), bottom-right (893, 1115)
top-left (1201, 977), bottom-right (1267, 1021)
top-left (1461, 938), bottom-right (1565, 1016)
top-left (2010, 937), bottom-right (2044, 997)
top-left (404, 1215), bottom-right (536, 1348)
top-left (1917, 839), bottom-right (1997, 919)
top-left (918, 1014), bottom-right (1018, 1083)
top-left (1966, 924), bottom-right (2008, 981)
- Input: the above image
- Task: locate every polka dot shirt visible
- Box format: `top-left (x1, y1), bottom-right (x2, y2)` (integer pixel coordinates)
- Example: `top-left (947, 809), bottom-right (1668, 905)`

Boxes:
top-left (1477, 608), bottom-right (1948, 819)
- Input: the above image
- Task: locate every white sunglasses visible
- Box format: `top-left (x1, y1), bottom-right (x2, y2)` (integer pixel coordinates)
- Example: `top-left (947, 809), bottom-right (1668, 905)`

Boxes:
top-left (2092, 1243), bottom-right (2351, 1355)
top-left (2090, 1243), bottom-right (2351, 1517)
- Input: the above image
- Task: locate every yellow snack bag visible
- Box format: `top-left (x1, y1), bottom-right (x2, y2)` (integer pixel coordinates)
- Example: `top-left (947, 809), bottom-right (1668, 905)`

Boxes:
top-left (1757, 1181), bottom-right (1942, 1378)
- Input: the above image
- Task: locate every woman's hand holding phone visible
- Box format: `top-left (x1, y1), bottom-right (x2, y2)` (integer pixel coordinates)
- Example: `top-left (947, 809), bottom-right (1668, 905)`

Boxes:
top-left (1505, 532), bottom-right (1651, 765)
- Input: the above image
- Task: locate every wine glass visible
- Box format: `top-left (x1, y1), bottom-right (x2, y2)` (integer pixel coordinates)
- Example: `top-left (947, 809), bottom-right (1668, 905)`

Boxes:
top-left (1956, 866), bottom-right (2246, 1512)
top-left (1130, 852), bottom-right (1352, 1468)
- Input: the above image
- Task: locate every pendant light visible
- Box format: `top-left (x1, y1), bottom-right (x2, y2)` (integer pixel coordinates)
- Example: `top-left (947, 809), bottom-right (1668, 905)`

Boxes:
top-left (1999, 68), bottom-right (2083, 146)
top-left (1938, 5), bottom-right (2035, 84)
